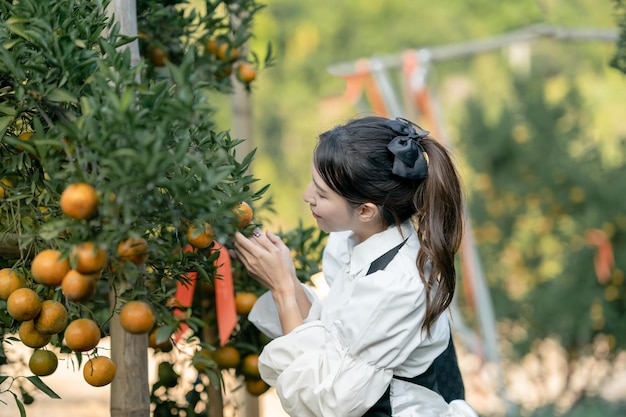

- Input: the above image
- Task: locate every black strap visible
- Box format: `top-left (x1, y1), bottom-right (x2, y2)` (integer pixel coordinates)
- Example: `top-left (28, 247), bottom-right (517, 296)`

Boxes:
top-left (361, 239), bottom-right (465, 416)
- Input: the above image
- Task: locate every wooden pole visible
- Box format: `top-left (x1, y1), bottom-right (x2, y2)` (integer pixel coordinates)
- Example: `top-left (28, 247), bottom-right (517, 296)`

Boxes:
top-left (104, 2), bottom-right (150, 417)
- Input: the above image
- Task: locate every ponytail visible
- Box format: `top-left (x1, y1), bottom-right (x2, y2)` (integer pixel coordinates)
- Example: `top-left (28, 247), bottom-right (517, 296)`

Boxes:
top-left (413, 138), bottom-right (464, 333)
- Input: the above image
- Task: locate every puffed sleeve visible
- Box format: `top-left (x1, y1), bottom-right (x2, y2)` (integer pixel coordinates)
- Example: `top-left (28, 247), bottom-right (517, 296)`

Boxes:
top-left (256, 266), bottom-right (446, 417)
top-left (248, 284), bottom-right (323, 339)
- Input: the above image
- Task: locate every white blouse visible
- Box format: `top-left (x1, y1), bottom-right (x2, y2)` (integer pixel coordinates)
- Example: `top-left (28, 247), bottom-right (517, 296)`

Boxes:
top-left (248, 221), bottom-right (478, 417)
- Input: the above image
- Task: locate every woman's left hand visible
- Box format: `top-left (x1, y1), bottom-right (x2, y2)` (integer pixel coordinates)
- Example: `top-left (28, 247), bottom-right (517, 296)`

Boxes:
top-left (233, 229), bottom-right (297, 294)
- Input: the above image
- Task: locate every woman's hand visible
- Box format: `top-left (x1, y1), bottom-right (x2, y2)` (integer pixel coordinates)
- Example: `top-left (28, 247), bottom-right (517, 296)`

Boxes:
top-left (234, 229), bottom-right (311, 334)
top-left (233, 229), bottom-right (297, 295)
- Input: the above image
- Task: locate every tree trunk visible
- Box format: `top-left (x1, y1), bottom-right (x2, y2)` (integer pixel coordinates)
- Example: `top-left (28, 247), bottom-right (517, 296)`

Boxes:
top-left (104, 2), bottom-right (150, 417)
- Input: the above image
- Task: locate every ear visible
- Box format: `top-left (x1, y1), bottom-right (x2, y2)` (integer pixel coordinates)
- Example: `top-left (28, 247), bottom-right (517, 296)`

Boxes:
top-left (357, 202), bottom-right (380, 223)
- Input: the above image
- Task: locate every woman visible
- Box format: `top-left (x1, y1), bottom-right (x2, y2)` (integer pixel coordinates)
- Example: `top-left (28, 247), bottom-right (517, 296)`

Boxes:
top-left (234, 116), bottom-right (478, 416)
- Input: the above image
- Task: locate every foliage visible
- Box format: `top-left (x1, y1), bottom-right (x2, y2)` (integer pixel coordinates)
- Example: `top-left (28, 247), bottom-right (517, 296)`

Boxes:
top-left (458, 67), bottom-right (626, 410)
top-left (0, 0), bottom-right (313, 415)
top-left (611, 0), bottom-right (626, 73)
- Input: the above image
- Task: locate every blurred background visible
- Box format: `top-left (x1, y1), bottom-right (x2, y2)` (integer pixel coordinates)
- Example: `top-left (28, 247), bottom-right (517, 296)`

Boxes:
top-left (209, 0), bottom-right (626, 416)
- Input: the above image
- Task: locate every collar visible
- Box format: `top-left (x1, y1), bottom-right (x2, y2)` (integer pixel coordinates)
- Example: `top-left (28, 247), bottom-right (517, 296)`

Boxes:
top-left (348, 220), bottom-right (415, 276)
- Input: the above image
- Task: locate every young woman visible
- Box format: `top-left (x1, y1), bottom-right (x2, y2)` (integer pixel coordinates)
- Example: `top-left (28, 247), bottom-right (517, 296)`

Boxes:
top-left (233, 116), bottom-right (478, 417)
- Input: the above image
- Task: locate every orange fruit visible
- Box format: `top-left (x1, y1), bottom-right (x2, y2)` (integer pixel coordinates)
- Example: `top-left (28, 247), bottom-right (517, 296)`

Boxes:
top-left (7, 288), bottom-right (42, 321)
top-left (186, 223), bottom-right (214, 249)
top-left (61, 269), bottom-right (99, 302)
top-left (64, 318), bottom-right (101, 352)
top-left (241, 353), bottom-right (261, 378)
top-left (19, 320), bottom-right (52, 348)
top-left (17, 131), bottom-right (35, 152)
top-left (148, 46), bottom-right (170, 67)
top-left (28, 349), bottom-right (58, 377)
top-left (216, 42), bottom-right (240, 62)
top-left (117, 237), bottom-right (149, 265)
top-left (236, 62), bottom-right (257, 83)
top-left (31, 249), bottom-right (71, 286)
top-left (60, 182), bottom-right (98, 220)
top-left (213, 345), bottom-right (241, 369)
top-left (83, 356), bottom-right (116, 387)
top-left (232, 202), bottom-right (253, 228)
top-left (205, 38), bottom-right (219, 55)
top-left (119, 300), bottom-right (155, 334)
top-left (34, 300), bottom-right (68, 334)
top-left (71, 242), bottom-right (107, 273)
top-left (192, 348), bottom-right (215, 373)
top-left (148, 326), bottom-right (173, 352)
top-left (235, 292), bottom-right (258, 316)
top-left (0, 268), bottom-right (26, 300)
top-left (245, 378), bottom-right (270, 396)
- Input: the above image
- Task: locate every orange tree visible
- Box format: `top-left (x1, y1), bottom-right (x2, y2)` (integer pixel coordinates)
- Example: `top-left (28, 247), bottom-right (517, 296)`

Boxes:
top-left (0, 0), bottom-right (324, 416)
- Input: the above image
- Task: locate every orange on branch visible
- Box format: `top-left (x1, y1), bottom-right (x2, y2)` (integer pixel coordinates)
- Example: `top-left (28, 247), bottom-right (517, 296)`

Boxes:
top-left (60, 182), bottom-right (98, 220)
top-left (119, 300), bottom-right (155, 334)
top-left (186, 222), bottom-right (214, 249)
top-left (83, 356), bottom-right (116, 387)
top-left (213, 345), bottom-right (241, 369)
top-left (241, 353), bottom-right (261, 378)
top-left (72, 242), bottom-right (107, 274)
top-left (64, 318), bottom-right (101, 352)
top-left (19, 320), bottom-right (52, 348)
top-left (245, 378), bottom-right (270, 396)
top-left (216, 42), bottom-right (240, 62)
top-left (148, 46), bottom-right (170, 67)
top-left (61, 269), bottom-right (99, 302)
top-left (28, 349), bottom-right (58, 377)
top-left (0, 268), bottom-right (26, 300)
top-left (7, 288), bottom-right (42, 321)
top-left (31, 249), bottom-right (71, 286)
top-left (232, 202), bottom-right (253, 228)
top-left (236, 62), bottom-right (257, 83)
top-left (148, 326), bottom-right (173, 352)
top-left (34, 300), bottom-right (68, 335)
top-left (117, 237), bottom-right (149, 265)
top-left (235, 291), bottom-right (258, 315)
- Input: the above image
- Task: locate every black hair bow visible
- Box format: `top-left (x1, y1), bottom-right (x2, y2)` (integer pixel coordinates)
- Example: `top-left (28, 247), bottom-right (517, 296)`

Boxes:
top-left (385, 117), bottom-right (430, 180)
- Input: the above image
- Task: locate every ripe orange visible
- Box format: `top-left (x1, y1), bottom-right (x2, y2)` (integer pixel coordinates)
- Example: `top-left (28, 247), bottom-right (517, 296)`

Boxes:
top-left (60, 182), bottom-right (98, 220)
top-left (241, 353), bottom-right (261, 378)
top-left (148, 326), bottom-right (173, 352)
top-left (205, 38), bottom-right (219, 55)
top-left (192, 348), bottom-right (215, 373)
top-left (235, 292), bottom-right (258, 316)
top-left (34, 300), bottom-right (68, 334)
top-left (245, 378), bottom-right (270, 396)
top-left (148, 46), bottom-right (170, 67)
top-left (71, 242), bottom-right (107, 273)
top-left (7, 288), bottom-right (42, 321)
top-left (216, 42), bottom-right (240, 62)
top-left (236, 62), bottom-right (257, 83)
top-left (19, 320), bottom-right (52, 348)
top-left (28, 349), bottom-right (58, 377)
top-left (17, 131), bottom-right (35, 152)
top-left (213, 345), bottom-right (241, 369)
top-left (119, 300), bottom-right (155, 334)
top-left (31, 249), bottom-right (71, 286)
top-left (232, 202), bottom-right (253, 228)
top-left (0, 268), bottom-right (26, 300)
top-left (117, 237), bottom-right (149, 265)
top-left (64, 318), bottom-right (101, 352)
top-left (61, 269), bottom-right (99, 302)
top-left (186, 223), bottom-right (214, 249)
top-left (83, 356), bottom-right (116, 387)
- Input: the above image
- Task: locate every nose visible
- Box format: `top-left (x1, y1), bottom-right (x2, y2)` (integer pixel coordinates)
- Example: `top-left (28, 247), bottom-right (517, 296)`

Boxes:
top-left (303, 182), bottom-right (315, 205)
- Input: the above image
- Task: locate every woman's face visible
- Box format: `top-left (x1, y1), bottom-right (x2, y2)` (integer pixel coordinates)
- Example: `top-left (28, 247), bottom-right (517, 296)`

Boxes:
top-left (303, 165), bottom-right (358, 233)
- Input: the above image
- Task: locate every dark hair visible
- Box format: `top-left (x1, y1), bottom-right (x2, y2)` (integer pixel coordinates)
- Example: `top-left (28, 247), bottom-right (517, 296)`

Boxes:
top-left (314, 115), bottom-right (464, 333)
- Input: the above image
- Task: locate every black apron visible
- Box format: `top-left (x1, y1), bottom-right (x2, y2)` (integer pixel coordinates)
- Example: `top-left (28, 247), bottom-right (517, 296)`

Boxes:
top-left (362, 241), bottom-right (465, 417)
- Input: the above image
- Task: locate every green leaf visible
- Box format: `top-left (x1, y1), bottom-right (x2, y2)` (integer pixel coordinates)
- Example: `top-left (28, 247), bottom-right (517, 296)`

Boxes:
top-left (0, 115), bottom-right (13, 133)
top-left (10, 392), bottom-right (26, 417)
top-left (47, 88), bottom-right (78, 103)
top-left (26, 376), bottom-right (61, 399)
